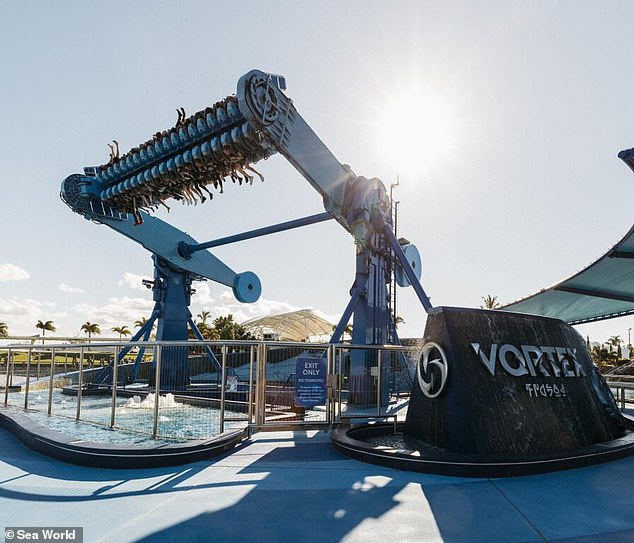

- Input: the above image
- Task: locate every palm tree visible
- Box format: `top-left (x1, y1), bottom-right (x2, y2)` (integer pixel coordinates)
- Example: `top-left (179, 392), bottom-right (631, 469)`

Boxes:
top-left (0, 321), bottom-right (7, 337)
top-left (134, 316), bottom-right (156, 339)
top-left (81, 321), bottom-right (101, 339)
top-left (591, 344), bottom-right (617, 371)
top-left (200, 325), bottom-right (220, 341)
top-left (481, 295), bottom-right (501, 310)
top-left (35, 320), bottom-right (56, 340)
top-left (197, 310), bottom-right (211, 325)
top-left (134, 317), bottom-right (148, 328)
top-left (111, 325), bottom-right (131, 338)
top-left (607, 335), bottom-right (623, 359)
top-left (213, 314), bottom-right (252, 340)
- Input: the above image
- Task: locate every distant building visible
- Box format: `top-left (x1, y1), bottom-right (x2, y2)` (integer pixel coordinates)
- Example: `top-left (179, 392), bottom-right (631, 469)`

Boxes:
top-left (242, 309), bottom-right (336, 343)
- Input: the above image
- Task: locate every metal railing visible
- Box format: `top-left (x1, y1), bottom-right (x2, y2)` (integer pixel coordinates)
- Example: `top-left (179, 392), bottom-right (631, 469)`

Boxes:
top-left (0, 340), bottom-right (257, 442)
top-left (0, 339), bottom-right (420, 441)
top-left (331, 343), bottom-right (417, 430)
top-left (606, 379), bottom-right (634, 412)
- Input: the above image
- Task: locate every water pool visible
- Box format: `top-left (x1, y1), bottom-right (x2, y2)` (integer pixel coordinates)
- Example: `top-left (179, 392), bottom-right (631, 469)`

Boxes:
top-left (7, 389), bottom-right (247, 445)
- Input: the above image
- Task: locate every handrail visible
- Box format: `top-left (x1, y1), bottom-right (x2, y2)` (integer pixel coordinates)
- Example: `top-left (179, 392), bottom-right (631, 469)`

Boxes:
top-left (606, 380), bottom-right (634, 411)
top-left (606, 380), bottom-right (634, 389)
top-left (1, 339), bottom-right (420, 442)
top-left (1, 338), bottom-right (422, 351)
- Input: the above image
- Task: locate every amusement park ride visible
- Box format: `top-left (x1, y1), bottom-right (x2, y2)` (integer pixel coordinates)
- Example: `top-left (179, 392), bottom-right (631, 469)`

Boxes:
top-left (61, 70), bottom-right (427, 399)
top-left (60, 69), bottom-right (634, 474)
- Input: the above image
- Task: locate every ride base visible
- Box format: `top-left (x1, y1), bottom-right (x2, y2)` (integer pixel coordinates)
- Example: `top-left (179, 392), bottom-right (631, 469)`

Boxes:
top-left (331, 307), bottom-right (634, 477)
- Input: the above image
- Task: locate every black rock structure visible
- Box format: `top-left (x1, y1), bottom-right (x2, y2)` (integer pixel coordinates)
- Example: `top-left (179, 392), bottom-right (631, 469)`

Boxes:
top-left (332, 307), bottom-right (634, 477)
top-left (405, 307), bottom-right (625, 455)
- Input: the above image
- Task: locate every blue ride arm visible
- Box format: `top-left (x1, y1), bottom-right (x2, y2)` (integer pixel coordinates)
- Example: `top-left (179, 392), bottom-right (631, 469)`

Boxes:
top-left (236, 70), bottom-right (390, 238)
top-left (60, 173), bottom-right (261, 303)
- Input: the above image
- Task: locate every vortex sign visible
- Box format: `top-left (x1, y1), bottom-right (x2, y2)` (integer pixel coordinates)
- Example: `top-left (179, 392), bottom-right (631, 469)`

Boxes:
top-left (417, 342), bottom-right (449, 398)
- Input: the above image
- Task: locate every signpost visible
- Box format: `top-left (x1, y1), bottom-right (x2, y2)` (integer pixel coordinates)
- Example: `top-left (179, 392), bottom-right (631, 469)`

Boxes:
top-left (295, 356), bottom-right (327, 407)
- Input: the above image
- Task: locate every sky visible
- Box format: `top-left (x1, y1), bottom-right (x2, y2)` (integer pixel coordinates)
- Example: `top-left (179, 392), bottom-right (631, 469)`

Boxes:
top-left (1, 1), bottom-right (634, 344)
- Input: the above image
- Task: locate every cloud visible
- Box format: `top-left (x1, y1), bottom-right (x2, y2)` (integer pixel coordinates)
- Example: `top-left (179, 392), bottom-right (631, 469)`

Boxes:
top-left (118, 272), bottom-right (150, 291)
top-left (0, 285), bottom-right (307, 338)
top-left (0, 263), bottom-right (30, 282)
top-left (191, 281), bottom-right (215, 306)
top-left (59, 283), bottom-right (84, 293)
top-left (0, 297), bottom-right (53, 317)
top-left (0, 297), bottom-right (63, 335)
top-left (72, 296), bottom-right (155, 333)
top-left (190, 281), bottom-right (299, 324)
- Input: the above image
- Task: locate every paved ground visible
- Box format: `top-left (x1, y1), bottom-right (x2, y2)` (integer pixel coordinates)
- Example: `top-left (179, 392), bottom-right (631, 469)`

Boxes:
top-left (1, 424), bottom-right (634, 543)
top-left (0, 375), bottom-right (26, 387)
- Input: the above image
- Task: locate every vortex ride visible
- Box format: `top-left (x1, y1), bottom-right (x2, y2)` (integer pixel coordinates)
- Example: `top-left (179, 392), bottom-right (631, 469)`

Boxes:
top-left (58, 70), bottom-right (633, 475)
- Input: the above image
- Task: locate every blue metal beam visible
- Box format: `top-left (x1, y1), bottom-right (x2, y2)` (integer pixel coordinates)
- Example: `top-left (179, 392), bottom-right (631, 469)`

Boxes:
top-left (129, 314), bottom-right (157, 383)
top-left (178, 212), bottom-right (333, 258)
top-left (383, 223), bottom-right (433, 312)
top-left (188, 317), bottom-right (221, 373)
top-left (330, 292), bottom-right (361, 344)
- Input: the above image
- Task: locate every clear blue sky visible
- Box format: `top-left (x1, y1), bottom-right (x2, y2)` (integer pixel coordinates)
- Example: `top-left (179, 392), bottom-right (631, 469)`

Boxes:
top-left (1, 1), bottom-right (633, 344)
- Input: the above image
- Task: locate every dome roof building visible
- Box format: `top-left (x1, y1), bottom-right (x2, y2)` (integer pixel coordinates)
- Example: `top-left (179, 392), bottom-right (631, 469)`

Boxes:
top-left (242, 309), bottom-right (336, 342)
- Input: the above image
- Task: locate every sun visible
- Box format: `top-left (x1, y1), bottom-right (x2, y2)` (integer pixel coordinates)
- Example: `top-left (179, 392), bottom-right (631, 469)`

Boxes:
top-left (378, 89), bottom-right (457, 174)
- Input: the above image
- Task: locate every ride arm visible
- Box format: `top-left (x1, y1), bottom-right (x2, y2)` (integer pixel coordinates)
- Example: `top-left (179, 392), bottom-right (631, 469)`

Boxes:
top-left (60, 174), bottom-right (261, 303)
top-left (60, 69), bottom-right (428, 309)
top-left (236, 70), bottom-right (390, 241)
top-left (236, 71), bottom-right (431, 309)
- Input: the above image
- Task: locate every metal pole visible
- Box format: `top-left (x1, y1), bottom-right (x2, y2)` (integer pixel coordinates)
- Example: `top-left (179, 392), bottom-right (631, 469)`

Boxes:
top-left (3, 348), bottom-right (11, 406)
top-left (47, 348), bottom-right (55, 415)
top-left (180, 212), bottom-right (333, 257)
top-left (255, 343), bottom-right (266, 427)
top-left (325, 345), bottom-right (331, 425)
top-left (392, 198), bottom-right (399, 335)
top-left (220, 345), bottom-right (227, 434)
top-left (8, 350), bottom-right (12, 388)
top-left (261, 343), bottom-right (268, 426)
top-left (110, 346), bottom-right (119, 428)
top-left (152, 344), bottom-right (162, 439)
top-left (330, 293), bottom-right (360, 345)
top-left (376, 349), bottom-right (382, 417)
top-left (337, 347), bottom-right (343, 421)
top-left (327, 344), bottom-right (334, 425)
top-left (76, 347), bottom-right (84, 421)
top-left (383, 223), bottom-right (433, 312)
top-left (24, 348), bottom-right (32, 410)
top-left (248, 345), bottom-right (255, 429)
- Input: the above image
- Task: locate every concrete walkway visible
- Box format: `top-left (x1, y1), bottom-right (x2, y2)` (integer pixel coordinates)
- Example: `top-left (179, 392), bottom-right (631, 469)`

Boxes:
top-left (1, 426), bottom-right (634, 543)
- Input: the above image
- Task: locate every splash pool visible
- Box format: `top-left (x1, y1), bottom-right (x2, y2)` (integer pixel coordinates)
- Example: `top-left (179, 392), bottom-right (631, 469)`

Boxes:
top-left (6, 388), bottom-right (247, 446)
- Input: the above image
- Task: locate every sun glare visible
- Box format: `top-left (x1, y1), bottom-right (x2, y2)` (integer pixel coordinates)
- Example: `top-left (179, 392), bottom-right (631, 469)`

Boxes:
top-left (379, 90), bottom-right (457, 174)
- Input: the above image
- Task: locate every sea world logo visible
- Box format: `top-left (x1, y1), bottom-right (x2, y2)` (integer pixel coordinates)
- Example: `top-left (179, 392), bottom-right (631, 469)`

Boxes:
top-left (469, 343), bottom-right (587, 378)
top-left (418, 342), bottom-right (449, 398)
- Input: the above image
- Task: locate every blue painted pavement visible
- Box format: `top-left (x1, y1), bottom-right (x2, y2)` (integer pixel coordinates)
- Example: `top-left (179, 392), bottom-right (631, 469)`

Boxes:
top-left (1, 427), bottom-right (634, 542)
